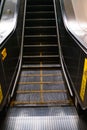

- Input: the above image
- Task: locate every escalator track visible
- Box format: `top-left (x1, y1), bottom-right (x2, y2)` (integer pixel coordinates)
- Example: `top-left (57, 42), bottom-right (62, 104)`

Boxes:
top-left (10, 0), bottom-right (72, 107)
top-left (11, 69), bottom-right (72, 106)
top-left (0, 0), bottom-right (87, 129)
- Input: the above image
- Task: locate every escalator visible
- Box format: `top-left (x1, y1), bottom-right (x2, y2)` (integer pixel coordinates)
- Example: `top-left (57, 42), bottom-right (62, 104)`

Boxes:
top-left (0, 0), bottom-right (87, 129)
top-left (10, 0), bottom-right (72, 107)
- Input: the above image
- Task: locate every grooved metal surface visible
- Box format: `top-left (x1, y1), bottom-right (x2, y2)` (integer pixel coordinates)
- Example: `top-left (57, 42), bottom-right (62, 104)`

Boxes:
top-left (12, 69), bottom-right (72, 106)
top-left (0, 107), bottom-right (87, 130)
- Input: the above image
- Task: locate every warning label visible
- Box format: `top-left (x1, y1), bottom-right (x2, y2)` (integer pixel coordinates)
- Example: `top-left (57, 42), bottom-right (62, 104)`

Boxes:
top-left (1, 48), bottom-right (7, 61)
top-left (0, 84), bottom-right (3, 104)
top-left (80, 58), bottom-right (87, 101)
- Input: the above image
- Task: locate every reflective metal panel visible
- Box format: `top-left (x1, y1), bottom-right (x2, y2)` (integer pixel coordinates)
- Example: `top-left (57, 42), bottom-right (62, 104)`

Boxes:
top-left (60, 0), bottom-right (87, 51)
top-left (0, 0), bottom-right (18, 45)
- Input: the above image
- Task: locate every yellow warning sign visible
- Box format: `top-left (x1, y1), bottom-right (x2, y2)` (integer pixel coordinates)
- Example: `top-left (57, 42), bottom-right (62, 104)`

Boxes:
top-left (80, 58), bottom-right (87, 101)
top-left (0, 84), bottom-right (3, 104)
top-left (1, 48), bottom-right (7, 61)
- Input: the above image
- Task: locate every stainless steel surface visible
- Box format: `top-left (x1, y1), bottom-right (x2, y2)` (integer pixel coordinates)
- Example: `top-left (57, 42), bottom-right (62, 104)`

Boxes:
top-left (12, 69), bottom-right (72, 106)
top-left (0, 107), bottom-right (87, 130)
top-left (60, 0), bottom-right (87, 51)
top-left (0, 0), bottom-right (4, 15)
top-left (0, 0), bottom-right (19, 45)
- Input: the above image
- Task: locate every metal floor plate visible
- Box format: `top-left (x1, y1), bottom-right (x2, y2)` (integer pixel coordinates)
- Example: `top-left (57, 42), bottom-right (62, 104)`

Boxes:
top-left (0, 107), bottom-right (87, 130)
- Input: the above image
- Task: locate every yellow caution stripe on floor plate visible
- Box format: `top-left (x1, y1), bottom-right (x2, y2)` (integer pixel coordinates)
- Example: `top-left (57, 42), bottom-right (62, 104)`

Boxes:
top-left (0, 84), bottom-right (3, 104)
top-left (80, 58), bottom-right (87, 101)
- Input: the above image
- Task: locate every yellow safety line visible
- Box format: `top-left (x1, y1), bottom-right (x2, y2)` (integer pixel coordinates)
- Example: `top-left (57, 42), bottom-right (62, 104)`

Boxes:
top-left (16, 89), bottom-right (67, 94)
top-left (21, 73), bottom-right (62, 77)
top-left (11, 100), bottom-right (73, 105)
top-left (19, 81), bottom-right (64, 85)
top-left (40, 51), bottom-right (44, 102)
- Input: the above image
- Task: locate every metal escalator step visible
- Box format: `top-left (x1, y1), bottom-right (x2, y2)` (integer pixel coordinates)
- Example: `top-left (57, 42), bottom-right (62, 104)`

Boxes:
top-left (24, 35), bottom-right (57, 38)
top-left (22, 64), bottom-right (61, 69)
top-left (23, 45), bottom-right (58, 51)
top-left (24, 35), bottom-right (57, 43)
top-left (23, 51), bottom-right (58, 56)
top-left (13, 89), bottom-right (72, 105)
top-left (22, 55), bottom-right (59, 64)
top-left (24, 42), bottom-right (58, 48)
top-left (11, 66), bottom-right (72, 107)
top-left (23, 55), bottom-right (59, 58)
top-left (24, 26), bottom-right (57, 35)
top-left (26, 5), bottom-right (54, 12)
top-left (23, 46), bottom-right (59, 56)
top-left (25, 19), bottom-right (56, 27)
top-left (18, 81), bottom-right (64, 85)
top-left (18, 71), bottom-right (64, 85)
top-left (22, 60), bottom-right (59, 65)
top-left (23, 44), bottom-right (58, 48)
top-left (27, 0), bottom-right (53, 6)
top-left (16, 90), bottom-right (68, 94)
top-left (11, 100), bottom-right (72, 106)
top-left (20, 73), bottom-right (62, 77)
top-left (26, 11), bottom-right (55, 19)
top-left (26, 11), bottom-right (54, 14)
top-left (18, 69), bottom-right (63, 83)
top-left (23, 42), bottom-right (58, 46)
top-left (25, 26), bottom-right (56, 29)
top-left (22, 61), bottom-right (59, 65)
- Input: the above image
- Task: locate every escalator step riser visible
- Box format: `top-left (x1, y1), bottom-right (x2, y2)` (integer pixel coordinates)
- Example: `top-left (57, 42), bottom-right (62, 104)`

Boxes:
top-left (25, 19), bottom-right (56, 27)
top-left (13, 100), bottom-right (73, 106)
top-left (26, 5), bottom-right (54, 12)
top-left (26, 12), bottom-right (55, 19)
top-left (24, 36), bottom-right (57, 43)
top-left (23, 47), bottom-right (58, 55)
top-left (22, 64), bottom-right (61, 69)
top-left (24, 27), bottom-right (57, 35)
top-left (27, 0), bottom-right (53, 5)
top-left (23, 51), bottom-right (58, 56)
top-left (23, 42), bottom-right (58, 46)
top-left (23, 56), bottom-right (59, 63)
top-left (23, 59), bottom-right (60, 65)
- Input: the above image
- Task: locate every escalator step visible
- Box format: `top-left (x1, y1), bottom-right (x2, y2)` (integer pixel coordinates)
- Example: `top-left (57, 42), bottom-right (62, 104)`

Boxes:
top-left (16, 90), bottom-right (68, 94)
top-left (24, 35), bottom-right (57, 43)
top-left (11, 100), bottom-right (72, 106)
top-left (27, 0), bottom-right (53, 5)
top-left (23, 45), bottom-right (58, 57)
top-left (11, 68), bottom-right (72, 107)
top-left (24, 26), bottom-right (56, 35)
top-left (23, 51), bottom-right (58, 56)
top-left (25, 19), bottom-right (56, 27)
top-left (23, 44), bottom-right (58, 47)
top-left (22, 64), bottom-right (61, 69)
top-left (23, 55), bottom-right (59, 58)
top-left (26, 5), bottom-right (54, 12)
top-left (26, 11), bottom-right (55, 19)
top-left (22, 56), bottom-right (59, 64)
